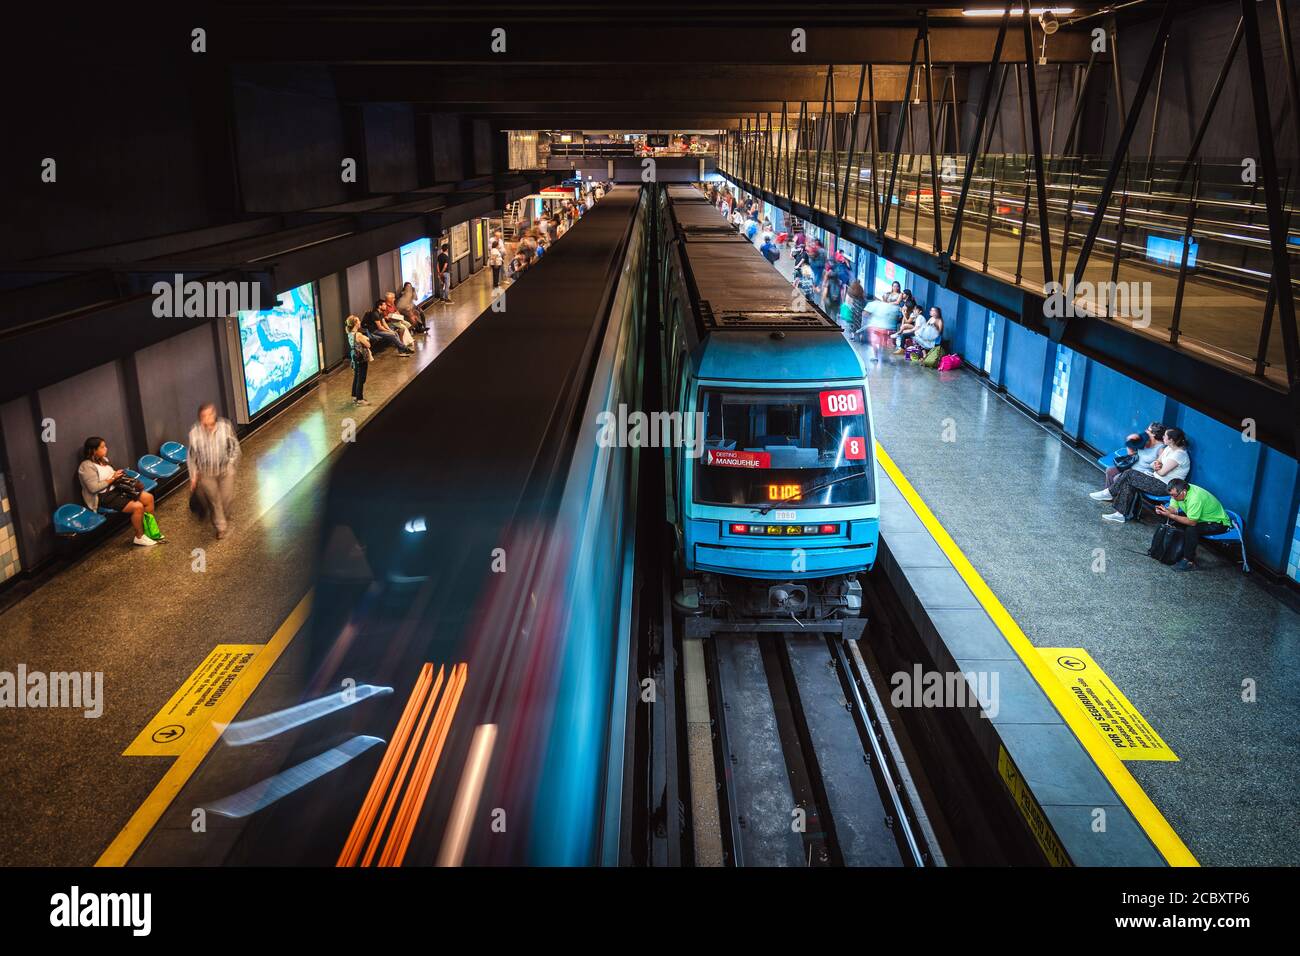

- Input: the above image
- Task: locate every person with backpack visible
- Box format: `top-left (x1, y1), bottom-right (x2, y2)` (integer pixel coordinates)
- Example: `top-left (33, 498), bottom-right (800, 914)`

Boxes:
top-left (760, 236), bottom-right (781, 264)
top-left (821, 263), bottom-right (843, 316)
top-left (1151, 478), bottom-right (1232, 571)
top-left (843, 280), bottom-right (866, 337)
top-left (1101, 427), bottom-right (1191, 523)
top-left (345, 315), bottom-right (371, 406)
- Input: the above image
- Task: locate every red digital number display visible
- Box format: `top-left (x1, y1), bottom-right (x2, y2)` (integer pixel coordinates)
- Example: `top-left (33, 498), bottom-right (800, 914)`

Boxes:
top-left (819, 388), bottom-right (864, 417)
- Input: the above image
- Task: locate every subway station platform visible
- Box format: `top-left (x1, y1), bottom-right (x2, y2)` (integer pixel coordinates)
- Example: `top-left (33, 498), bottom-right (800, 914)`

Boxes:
top-left (0, 269), bottom-right (499, 867)
top-left (749, 200), bottom-right (1300, 866)
top-left (863, 348), bottom-right (1300, 866)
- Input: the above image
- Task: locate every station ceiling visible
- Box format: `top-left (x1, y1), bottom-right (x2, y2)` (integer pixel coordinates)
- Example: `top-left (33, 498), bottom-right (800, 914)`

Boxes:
top-left (83, 1), bottom-right (1192, 131)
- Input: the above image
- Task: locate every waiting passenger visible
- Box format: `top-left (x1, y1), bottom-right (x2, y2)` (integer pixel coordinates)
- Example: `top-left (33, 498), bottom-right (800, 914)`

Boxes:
top-left (376, 298), bottom-right (414, 349)
top-left (508, 252), bottom-right (528, 280)
top-left (1091, 422), bottom-right (1166, 496)
top-left (794, 262), bottom-right (817, 303)
top-left (821, 262), bottom-right (844, 315)
top-left (394, 283), bottom-right (427, 333)
top-left (1101, 427), bottom-right (1191, 523)
top-left (489, 244), bottom-right (505, 291)
top-left (345, 315), bottom-right (371, 406)
top-left (759, 235), bottom-right (781, 264)
top-left (894, 304), bottom-right (940, 354)
top-left (436, 242), bottom-right (452, 304)
top-left (78, 437), bottom-right (160, 547)
top-left (362, 309), bottom-right (412, 357)
top-left (884, 280), bottom-right (903, 305)
top-left (1154, 478), bottom-right (1232, 571)
top-left (843, 280), bottom-right (867, 337)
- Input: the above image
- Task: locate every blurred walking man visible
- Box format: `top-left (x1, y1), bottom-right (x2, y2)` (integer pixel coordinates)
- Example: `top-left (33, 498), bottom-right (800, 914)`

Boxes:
top-left (187, 402), bottom-right (242, 540)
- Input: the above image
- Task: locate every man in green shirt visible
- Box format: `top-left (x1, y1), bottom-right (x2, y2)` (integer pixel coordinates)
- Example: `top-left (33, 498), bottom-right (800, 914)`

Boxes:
top-left (1154, 478), bottom-right (1232, 571)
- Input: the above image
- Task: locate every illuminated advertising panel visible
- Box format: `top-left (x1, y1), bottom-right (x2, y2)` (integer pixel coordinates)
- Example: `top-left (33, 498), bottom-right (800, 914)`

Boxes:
top-left (399, 237), bottom-right (434, 302)
top-left (236, 282), bottom-right (320, 417)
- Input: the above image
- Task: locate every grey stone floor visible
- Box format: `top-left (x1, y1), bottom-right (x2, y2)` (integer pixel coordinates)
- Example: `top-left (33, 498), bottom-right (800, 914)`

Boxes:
top-left (858, 342), bottom-right (1300, 867)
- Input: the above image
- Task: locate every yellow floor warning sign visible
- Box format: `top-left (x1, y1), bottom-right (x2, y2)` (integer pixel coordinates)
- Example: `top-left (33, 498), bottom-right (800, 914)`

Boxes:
top-left (125, 645), bottom-right (261, 756)
top-left (1038, 648), bottom-right (1177, 762)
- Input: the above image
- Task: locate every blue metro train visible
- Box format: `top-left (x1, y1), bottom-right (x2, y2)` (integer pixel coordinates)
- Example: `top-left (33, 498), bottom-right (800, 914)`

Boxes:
top-left (655, 185), bottom-right (879, 637)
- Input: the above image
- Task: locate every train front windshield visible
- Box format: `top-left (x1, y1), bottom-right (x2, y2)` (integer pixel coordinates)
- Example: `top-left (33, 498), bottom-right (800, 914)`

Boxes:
top-left (695, 388), bottom-right (873, 508)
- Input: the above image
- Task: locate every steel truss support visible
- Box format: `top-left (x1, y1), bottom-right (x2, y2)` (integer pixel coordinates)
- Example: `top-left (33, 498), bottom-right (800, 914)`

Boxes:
top-left (1070, 2), bottom-right (1176, 294)
top-left (881, 28), bottom-right (923, 238)
top-left (1021, 0), bottom-right (1054, 290)
top-left (1241, 0), bottom-right (1300, 399)
top-left (945, 9), bottom-right (1010, 264)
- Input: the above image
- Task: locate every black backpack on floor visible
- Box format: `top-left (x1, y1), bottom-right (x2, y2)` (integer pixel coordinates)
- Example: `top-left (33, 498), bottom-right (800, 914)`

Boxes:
top-left (1148, 521), bottom-right (1184, 565)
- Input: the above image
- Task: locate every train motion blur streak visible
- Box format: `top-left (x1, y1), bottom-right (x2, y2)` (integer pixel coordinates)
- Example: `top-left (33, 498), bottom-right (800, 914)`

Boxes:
top-left (655, 186), bottom-right (879, 636)
top-left (124, 188), bottom-right (651, 867)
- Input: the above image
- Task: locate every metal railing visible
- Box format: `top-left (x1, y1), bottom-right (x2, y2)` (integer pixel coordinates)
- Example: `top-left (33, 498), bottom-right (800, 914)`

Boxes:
top-left (721, 147), bottom-right (1299, 383)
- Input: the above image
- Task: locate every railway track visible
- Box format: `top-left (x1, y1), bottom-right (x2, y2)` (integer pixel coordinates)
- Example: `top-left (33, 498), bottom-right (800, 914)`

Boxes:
top-left (687, 624), bottom-right (939, 867)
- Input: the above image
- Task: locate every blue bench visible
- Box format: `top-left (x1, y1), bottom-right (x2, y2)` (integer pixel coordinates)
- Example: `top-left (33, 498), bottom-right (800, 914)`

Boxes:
top-left (1096, 453), bottom-right (1116, 470)
top-left (1206, 509), bottom-right (1250, 573)
top-left (52, 504), bottom-right (107, 537)
top-left (137, 454), bottom-right (179, 480)
top-left (160, 441), bottom-right (187, 464)
top-left (124, 468), bottom-right (157, 493)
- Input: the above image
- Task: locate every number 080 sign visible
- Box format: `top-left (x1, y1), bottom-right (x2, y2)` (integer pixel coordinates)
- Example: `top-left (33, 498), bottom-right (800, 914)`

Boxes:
top-left (819, 388), bottom-right (864, 416)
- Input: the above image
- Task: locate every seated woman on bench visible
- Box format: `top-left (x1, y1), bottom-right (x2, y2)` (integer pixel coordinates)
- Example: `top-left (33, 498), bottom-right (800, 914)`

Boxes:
top-left (78, 436), bottom-right (159, 547)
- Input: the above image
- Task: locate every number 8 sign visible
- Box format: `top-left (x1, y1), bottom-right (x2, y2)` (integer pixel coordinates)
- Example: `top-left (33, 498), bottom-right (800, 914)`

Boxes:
top-left (844, 436), bottom-right (866, 460)
top-left (819, 388), bottom-right (864, 416)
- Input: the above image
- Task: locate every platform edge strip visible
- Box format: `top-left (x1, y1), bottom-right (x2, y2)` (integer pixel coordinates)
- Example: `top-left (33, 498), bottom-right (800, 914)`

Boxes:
top-left (874, 442), bottom-right (1199, 868)
top-left (94, 591), bottom-right (313, 867)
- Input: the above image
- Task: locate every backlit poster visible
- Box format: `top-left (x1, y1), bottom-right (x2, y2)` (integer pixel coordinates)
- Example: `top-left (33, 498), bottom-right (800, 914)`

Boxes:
top-left (873, 257), bottom-right (909, 300)
top-left (451, 221), bottom-right (470, 261)
top-left (236, 282), bottom-right (320, 417)
top-left (399, 237), bottom-right (434, 302)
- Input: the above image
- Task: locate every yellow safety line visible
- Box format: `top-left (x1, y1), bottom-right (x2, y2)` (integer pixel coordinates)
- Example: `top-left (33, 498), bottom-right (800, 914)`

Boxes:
top-left (874, 443), bottom-right (1198, 867)
top-left (95, 591), bottom-right (313, 867)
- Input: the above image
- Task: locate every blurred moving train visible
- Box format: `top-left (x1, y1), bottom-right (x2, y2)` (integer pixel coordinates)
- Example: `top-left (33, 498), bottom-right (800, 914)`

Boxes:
top-left (655, 185), bottom-right (879, 638)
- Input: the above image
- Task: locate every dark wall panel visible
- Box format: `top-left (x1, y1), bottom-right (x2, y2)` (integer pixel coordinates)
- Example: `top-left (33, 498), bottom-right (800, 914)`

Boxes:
top-left (5, 68), bottom-right (211, 262)
top-left (345, 261), bottom-right (374, 317)
top-left (133, 323), bottom-right (224, 451)
top-left (318, 272), bottom-right (349, 369)
top-left (364, 104), bottom-right (419, 193)
top-left (430, 114), bottom-right (466, 182)
top-left (0, 398), bottom-right (54, 568)
top-left (376, 251), bottom-right (400, 299)
top-left (38, 361), bottom-right (135, 510)
top-left (232, 66), bottom-right (351, 212)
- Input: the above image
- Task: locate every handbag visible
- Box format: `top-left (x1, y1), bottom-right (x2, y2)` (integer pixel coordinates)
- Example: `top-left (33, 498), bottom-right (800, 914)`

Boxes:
top-left (112, 475), bottom-right (143, 499)
top-left (1112, 446), bottom-right (1139, 470)
top-left (922, 345), bottom-right (945, 368)
top-left (141, 512), bottom-right (164, 541)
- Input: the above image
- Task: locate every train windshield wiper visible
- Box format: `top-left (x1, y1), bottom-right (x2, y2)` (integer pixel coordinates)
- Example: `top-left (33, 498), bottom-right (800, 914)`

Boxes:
top-left (756, 469), bottom-right (868, 515)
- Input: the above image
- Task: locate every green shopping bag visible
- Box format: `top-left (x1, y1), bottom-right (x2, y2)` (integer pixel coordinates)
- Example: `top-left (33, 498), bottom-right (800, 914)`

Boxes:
top-left (142, 512), bottom-right (164, 541)
top-left (922, 345), bottom-right (945, 369)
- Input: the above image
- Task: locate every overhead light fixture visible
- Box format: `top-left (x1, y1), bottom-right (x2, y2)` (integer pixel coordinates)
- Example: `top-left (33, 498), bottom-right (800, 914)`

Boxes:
top-left (962, 6), bottom-right (1075, 14)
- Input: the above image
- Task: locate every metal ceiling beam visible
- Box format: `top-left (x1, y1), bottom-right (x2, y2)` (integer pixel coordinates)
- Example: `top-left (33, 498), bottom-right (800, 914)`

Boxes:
top-left (209, 21), bottom-right (1099, 65)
